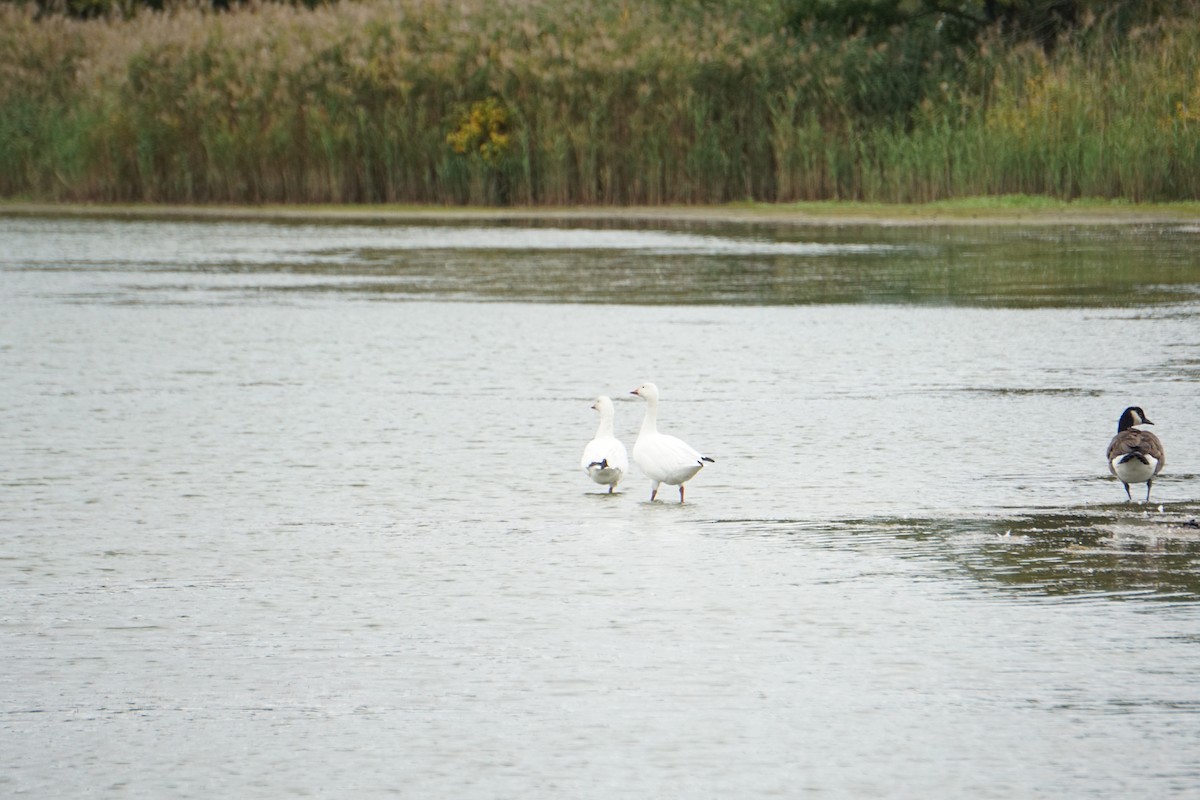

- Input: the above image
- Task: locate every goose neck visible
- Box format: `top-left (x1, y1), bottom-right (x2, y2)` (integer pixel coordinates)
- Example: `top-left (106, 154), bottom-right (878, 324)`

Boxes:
top-left (596, 413), bottom-right (615, 438)
top-left (639, 397), bottom-right (659, 435)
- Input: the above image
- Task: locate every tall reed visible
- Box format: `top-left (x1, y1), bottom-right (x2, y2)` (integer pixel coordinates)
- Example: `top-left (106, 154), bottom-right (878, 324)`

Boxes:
top-left (1, 0), bottom-right (1198, 204)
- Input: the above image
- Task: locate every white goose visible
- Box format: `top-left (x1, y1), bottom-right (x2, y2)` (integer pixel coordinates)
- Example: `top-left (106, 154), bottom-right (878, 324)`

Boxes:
top-left (630, 382), bottom-right (714, 503)
top-left (581, 395), bottom-right (628, 493)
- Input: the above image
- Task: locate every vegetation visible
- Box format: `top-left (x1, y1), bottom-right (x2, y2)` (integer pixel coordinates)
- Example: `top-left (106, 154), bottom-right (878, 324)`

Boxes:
top-left (1, 0), bottom-right (1198, 205)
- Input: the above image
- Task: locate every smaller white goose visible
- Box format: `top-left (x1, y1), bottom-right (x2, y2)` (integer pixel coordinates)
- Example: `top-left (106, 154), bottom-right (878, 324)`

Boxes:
top-left (581, 395), bottom-right (628, 493)
top-left (630, 382), bottom-right (714, 503)
top-left (1107, 405), bottom-right (1165, 503)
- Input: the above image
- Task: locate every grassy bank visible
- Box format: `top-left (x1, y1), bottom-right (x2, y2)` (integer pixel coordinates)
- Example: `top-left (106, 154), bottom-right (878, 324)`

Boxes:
top-left (7, 196), bottom-right (1200, 228)
top-left (2, 0), bottom-right (1199, 205)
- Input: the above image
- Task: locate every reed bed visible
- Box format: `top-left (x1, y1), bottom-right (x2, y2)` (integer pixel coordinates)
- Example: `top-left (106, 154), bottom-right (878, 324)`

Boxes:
top-left (1, 0), bottom-right (1198, 204)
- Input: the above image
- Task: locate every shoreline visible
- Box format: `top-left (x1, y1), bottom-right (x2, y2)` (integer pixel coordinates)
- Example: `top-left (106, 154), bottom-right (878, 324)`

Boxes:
top-left (3, 200), bottom-right (1200, 227)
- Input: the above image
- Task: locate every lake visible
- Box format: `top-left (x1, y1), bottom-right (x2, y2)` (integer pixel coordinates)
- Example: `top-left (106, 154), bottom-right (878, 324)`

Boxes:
top-left (2, 211), bottom-right (1200, 797)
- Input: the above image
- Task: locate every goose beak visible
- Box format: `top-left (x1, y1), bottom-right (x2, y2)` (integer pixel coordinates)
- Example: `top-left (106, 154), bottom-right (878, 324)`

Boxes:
top-left (1145, 419), bottom-right (1155, 425)
top-left (630, 389), bottom-right (640, 396)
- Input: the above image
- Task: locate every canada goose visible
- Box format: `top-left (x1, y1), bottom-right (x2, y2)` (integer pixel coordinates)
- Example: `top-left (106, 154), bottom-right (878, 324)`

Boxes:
top-left (581, 396), bottom-right (628, 493)
top-left (630, 382), bottom-right (714, 503)
top-left (1107, 406), bottom-right (1165, 503)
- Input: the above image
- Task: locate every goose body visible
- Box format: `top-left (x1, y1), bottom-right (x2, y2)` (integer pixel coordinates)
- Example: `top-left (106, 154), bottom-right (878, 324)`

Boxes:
top-left (630, 382), bottom-right (714, 503)
top-left (581, 396), bottom-right (628, 493)
top-left (1107, 406), bottom-right (1165, 502)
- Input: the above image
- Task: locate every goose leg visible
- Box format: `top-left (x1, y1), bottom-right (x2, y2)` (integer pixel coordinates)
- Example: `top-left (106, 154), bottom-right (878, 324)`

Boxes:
top-left (679, 485), bottom-right (685, 504)
top-left (608, 483), bottom-right (615, 494)
top-left (650, 481), bottom-right (660, 502)
top-left (1146, 480), bottom-right (1153, 503)
top-left (1123, 482), bottom-right (1132, 502)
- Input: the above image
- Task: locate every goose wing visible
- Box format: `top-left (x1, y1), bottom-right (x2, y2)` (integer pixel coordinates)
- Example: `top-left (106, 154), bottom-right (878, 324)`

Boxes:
top-left (635, 433), bottom-right (709, 483)
top-left (1108, 429), bottom-right (1166, 474)
top-left (583, 435), bottom-right (629, 472)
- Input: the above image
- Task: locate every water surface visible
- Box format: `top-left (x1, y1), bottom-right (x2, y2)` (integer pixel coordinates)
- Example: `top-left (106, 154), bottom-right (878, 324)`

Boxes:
top-left (2, 214), bottom-right (1200, 797)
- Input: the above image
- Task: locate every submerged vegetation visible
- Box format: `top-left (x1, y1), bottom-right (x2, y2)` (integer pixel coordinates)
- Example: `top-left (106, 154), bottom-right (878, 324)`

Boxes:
top-left (1, 0), bottom-right (1198, 205)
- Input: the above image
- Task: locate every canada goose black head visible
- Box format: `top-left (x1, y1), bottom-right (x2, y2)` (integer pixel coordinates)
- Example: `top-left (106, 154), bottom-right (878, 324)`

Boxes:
top-left (1117, 406), bottom-right (1153, 432)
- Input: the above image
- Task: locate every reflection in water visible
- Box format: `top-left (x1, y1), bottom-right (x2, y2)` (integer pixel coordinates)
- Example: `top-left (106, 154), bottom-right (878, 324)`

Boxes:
top-left (967, 506), bottom-right (1200, 600)
top-left (898, 506), bottom-right (1200, 600)
top-left (720, 502), bottom-right (1200, 602)
top-left (2, 215), bottom-right (1199, 307)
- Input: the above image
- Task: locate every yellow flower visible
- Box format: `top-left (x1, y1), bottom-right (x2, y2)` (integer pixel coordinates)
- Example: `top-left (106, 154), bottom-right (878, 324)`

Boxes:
top-left (446, 97), bottom-right (513, 167)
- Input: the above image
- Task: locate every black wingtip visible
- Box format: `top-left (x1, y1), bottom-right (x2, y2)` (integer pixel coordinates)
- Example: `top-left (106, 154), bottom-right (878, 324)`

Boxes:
top-left (588, 459), bottom-right (609, 469)
top-left (701, 456), bottom-right (715, 463)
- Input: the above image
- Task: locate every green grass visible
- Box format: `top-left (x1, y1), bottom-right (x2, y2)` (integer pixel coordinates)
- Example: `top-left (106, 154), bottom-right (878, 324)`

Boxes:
top-left (731, 196), bottom-right (1200, 220)
top-left (2, 0), bottom-right (1199, 205)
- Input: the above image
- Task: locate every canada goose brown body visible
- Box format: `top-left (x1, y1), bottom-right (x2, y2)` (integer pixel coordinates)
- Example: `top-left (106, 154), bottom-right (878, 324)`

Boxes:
top-left (1106, 406), bottom-right (1165, 502)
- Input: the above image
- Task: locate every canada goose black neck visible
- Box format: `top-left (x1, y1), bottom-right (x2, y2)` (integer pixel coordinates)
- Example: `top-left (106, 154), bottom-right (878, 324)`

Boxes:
top-left (1117, 406), bottom-right (1152, 433)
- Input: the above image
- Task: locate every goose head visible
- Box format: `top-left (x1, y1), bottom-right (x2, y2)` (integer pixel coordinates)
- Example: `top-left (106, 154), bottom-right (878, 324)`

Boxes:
top-left (630, 382), bottom-right (659, 402)
top-left (591, 395), bottom-right (615, 416)
top-left (1118, 406), bottom-right (1153, 431)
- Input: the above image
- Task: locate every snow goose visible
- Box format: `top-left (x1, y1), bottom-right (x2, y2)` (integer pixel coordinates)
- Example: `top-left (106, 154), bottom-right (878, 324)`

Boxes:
top-left (630, 382), bottom-right (714, 503)
top-left (581, 395), bottom-right (628, 493)
top-left (1107, 405), bottom-right (1165, 502)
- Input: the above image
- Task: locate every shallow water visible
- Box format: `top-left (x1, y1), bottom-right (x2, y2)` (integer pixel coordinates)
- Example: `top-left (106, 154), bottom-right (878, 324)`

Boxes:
top-left (2, 214), bottom-right (1200, 797)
